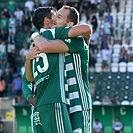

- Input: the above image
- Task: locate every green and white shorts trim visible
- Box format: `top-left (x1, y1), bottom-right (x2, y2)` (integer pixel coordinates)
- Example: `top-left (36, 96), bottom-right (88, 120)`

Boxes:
top-left (33, 103), bottom-right (72, 133)
top-left (70, 109), bottom-right (92, 133)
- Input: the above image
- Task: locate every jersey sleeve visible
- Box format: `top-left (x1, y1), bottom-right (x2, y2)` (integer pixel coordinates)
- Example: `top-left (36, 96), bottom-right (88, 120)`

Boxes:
top-left (62, 37), bottom-right (88, 53)
top-left (55, 26), bottom-right (71, 38)
top-left (40, 26), bottom-right (71, 39)
top-left (22, 73), bottom-right (33, 101)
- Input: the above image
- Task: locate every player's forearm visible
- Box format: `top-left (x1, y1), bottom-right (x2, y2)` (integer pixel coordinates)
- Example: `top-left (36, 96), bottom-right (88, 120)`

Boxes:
top-left (33, 35), bottom-right (50, 51)
top-left (34, 36), bottom-right (69, 53)
top-left (68, 24), bottom-right (92, 38)
top-left (25, 60), bottom-right (34, 81)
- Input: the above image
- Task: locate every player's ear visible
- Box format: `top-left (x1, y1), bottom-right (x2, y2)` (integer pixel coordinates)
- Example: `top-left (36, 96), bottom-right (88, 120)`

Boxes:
top-left (67, 21), bottom-right (74, 26)
top-left (44, 17), bottom-right (50, 25)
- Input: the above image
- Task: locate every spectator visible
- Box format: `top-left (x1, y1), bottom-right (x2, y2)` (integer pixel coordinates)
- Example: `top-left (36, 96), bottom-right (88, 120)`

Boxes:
top-left (90, 28), bottom-right (99, 53)
top-left (39, 0), bottom-right (50, 6)
top-left (119, 47), bottom-right (128, 63)
top-left (101, 45), bottom-right (111, 72)
top-left (8, 32), bottom-right (16, 44)
top-left (24, 0), bottom-right (35, 13)
top-left (19, 41), bottom-right (29, 62)
top-left (7, 49), bottom-right (16, 74)
top-left (127, 46), bottom-right (133, 62)
top-left (111, 95), bottom-right (120, 105)
top-left (112, 117), bottom-right (123, 133)
top-left (124, 28), bottom-right (131, 44)
top-left (113, 18), bottom-right (122, 41)
top-left (14, 7), bottom-right (24, 31)
top-left (0, 77), bottom-right (6, 97)
top-left (93, 119), bottom-right (103, 133)
top-left (105, 10), bottom-right (113, 24)
top-left (114, 0), bottom-right (120, 13)
top-left (4, 68), bottom-right (13, 96)
top-left (90, 12), bottom-right (98, 30)
top-left (0, 30), bottom-right (8, 43)
top-left (100, 29), bottom-right (110, 50)
top-left (90, 0), bottom-right (97, 12)
top-left (72, 0), bottom-right (82, 14)
top-left (33, 0), bottom-right (42, 9)
top-left (0, 41), bottom-right (7, 65)
top-left (0, 14), bottom-right (9, 34)
top-left (82, 0), bottom-right (91, 22)
top-left (7, 42), bottom-right (15, 53)
top-left (2, 8), bottom-right (10, 18)
top-left (103, 17), bottom-right (111, 37)
top-left (7, 0), bottom-right (16, 14)
top-left (105, 0), bottom-right (112, 12)
top-left (89, 47), bottom-right (96, 72)
top-left (0, 116), bottom-right (3, 133)
top-left (102, 95), bottom-right (112, 105)
top-left (8, 13), bottom-right (16, 35)
top-left (12, 74), bottom-right (22, 104)
top-left (98, 0), bottom-right (107, 20)
top-left (23, 6), bottom-right (32, 32)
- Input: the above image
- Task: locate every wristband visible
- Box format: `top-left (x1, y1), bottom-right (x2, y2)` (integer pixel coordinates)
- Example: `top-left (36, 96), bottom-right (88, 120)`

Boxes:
top-left (31, 32), bottom-right (39, 40)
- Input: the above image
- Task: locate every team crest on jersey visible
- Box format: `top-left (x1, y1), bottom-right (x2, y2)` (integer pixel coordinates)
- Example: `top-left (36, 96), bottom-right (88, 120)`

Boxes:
top-left (65, 38), bottom-right (71, 43)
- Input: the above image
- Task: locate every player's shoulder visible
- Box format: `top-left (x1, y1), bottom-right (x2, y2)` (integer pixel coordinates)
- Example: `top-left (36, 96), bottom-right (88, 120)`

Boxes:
top-left (55, 26), bottom-right (71, 30)
top-left (40, 28), bottom-right (55, 33)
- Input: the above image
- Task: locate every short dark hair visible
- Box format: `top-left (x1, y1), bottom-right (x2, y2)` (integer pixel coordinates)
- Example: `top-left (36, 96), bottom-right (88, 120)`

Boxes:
top-left (62, 5), bottom-right (79, 25)
top-left (32, 7), bottom-right (56, 30)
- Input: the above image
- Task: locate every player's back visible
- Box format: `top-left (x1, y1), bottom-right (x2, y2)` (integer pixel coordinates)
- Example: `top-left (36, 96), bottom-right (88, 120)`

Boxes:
top-left (33, 27), bottom-right (69, 107)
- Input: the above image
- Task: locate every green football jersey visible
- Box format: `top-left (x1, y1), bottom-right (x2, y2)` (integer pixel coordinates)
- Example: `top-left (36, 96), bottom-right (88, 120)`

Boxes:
top-left (33, 26), bottom-right (71, 108)
top-left (64, 37), bottom-right (92, 114)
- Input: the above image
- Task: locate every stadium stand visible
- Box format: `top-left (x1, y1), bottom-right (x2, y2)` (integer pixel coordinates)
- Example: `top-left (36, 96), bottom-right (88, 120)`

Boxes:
top-left (121, 100), bottom-right (130, 105)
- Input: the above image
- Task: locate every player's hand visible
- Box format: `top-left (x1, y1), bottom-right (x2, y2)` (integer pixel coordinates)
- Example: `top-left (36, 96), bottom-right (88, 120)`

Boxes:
top-left (28, 97), bottom-right (36, 106)
top-left (30, 32), bottom-right (39, 41)
top-left (26, 43), bottom-right (41, 60)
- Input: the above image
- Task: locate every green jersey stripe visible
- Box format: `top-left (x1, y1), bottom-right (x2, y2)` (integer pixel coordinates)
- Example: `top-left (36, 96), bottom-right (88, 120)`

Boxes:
top-left (66, 63), bottom-right (74, 71)
top-left (73, 53), bottom-right (89, 110)
top-left (83, 111), bottom-right (90, 133)
top-left (66, 98), bottom-right (70, 105)
top-left (55, 103), bottom-right (65, 133)
top-left (65, 84), bottom-right (68, 91)
top-left (59, 53), bottom-right (66, 103)
top-left (69, 92), bottom-right (79, 100)
top-left (67, 77), bottom-right (76, 86)
top-left (69, 105), bottom-right (82, 114)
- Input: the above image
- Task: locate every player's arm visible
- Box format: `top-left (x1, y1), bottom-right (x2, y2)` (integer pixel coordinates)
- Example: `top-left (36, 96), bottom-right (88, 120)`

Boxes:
top-left (30, 24), bottom-right (92, 52)
top-left (25, 43), bottom-right (40, 81)
top-left (22, 73), bottom-right (33, 101)
top-left (32, 34), bottom-right (69, 53)
top-left (22, 73), bottom-right (36, 106)
top-left (68, 24), bottom-right (93, 44)
top-left (25, 59), bottom-right (34, 81)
